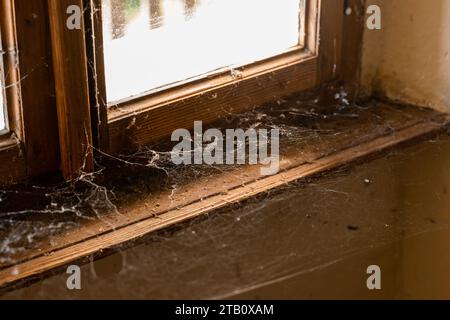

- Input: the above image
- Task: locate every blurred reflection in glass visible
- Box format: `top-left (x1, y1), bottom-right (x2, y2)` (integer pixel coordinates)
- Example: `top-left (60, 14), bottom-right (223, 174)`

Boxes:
top-left (183, 0), bottom-right (199, 19)
top-left (150, 0), bottom-right (164, 29)
top-left (110, 0), bottom-right (126, 39)
top-left (102, 0), bottom-right (301, 102)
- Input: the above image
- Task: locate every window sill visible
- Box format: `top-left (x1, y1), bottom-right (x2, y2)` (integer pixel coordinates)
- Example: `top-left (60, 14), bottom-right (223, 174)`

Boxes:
top-left (0, 97), bottom-right (448, 291)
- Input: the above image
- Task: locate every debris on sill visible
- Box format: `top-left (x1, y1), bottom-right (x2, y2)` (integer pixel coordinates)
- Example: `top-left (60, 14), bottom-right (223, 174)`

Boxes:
top-left (0, 90), bottom-right (449, 294)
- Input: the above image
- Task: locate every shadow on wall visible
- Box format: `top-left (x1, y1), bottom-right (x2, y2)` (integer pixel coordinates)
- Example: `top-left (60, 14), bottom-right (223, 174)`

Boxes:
top-left (362, 0), bottom-right (450, 113)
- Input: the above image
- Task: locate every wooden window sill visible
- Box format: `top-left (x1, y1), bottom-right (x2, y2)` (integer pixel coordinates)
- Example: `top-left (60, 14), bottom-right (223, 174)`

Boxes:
top-left (0, 98), bottom-right (448, 291)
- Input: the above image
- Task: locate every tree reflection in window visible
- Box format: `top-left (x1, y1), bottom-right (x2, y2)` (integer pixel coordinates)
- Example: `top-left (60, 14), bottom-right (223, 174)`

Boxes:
top-left (102, 0), bottom-right (301, 102)
top-left (108, 0), bottom-right (201, 37)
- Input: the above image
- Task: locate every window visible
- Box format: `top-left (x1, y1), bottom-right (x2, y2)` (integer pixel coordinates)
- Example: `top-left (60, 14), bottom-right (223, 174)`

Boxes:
top-left (0, 35), bottom-right (7, 133)
top-left (0, 0), bottom-right (345, 183)
top-left (91, 0), bottom-right (344, 157)
top-left (0, 79), bottom-right (6, 134)
top-left (102, 0), bottom-right (303, 102)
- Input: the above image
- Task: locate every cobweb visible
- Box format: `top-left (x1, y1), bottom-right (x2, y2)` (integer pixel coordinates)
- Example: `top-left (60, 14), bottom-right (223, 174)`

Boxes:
top-left (1, 85), bottom-right (449, 298)
top-left (0, 0), bottom-right (448, 299)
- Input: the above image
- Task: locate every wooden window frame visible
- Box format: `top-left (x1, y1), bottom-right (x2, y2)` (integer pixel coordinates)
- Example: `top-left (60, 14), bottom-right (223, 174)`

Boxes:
top-left (89, 0), bottom-right (344, 154)
top-left (0, 0), bottom-right (60, 185)
top-left (0, 0), bottom-right (346, 182)
top-left (0, 0), bottom-right (25, 185)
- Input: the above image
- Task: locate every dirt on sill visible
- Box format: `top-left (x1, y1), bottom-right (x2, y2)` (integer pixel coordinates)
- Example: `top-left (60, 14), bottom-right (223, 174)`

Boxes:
top-left (0, 92), bottom-right (449, 296)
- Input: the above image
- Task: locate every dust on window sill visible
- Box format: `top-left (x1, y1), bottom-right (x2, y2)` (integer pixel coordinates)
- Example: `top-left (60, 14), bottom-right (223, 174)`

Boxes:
top-left (0, 90), bottom-right (448, 291)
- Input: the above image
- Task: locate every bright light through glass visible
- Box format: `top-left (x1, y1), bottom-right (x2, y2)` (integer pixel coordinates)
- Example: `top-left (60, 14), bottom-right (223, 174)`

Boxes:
top-left (0, 87), bottom-right (5, 132)
top-left (0, 32), bottom-right (6, 132)
top-left (102, 0), bottom-right (301, 103)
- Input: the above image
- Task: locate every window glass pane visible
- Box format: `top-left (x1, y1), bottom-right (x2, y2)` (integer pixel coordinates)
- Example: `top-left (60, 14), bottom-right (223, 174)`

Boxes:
top-left (102, 0), bottom-right (301, 103)
top-left (0, 86), bottom-right (5, 132)
top-left (0, 32), bottom-right (6, 132)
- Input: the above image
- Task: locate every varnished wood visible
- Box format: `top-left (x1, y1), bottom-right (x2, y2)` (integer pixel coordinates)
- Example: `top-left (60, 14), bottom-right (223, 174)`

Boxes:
top-left (0, 137), bottom-right (25, 185)
top-left (0, 0), bottom-right (23, 139)
top-left (341, 0), bottom-right (366, 99)
top-left (318, 0), bottom-right (344, 82)
top-left (0, 0), bottom-right (27, 184)
top-left (0, 0), bottom-right (60, 182)
top-left (14, 0), bottom-right (60, 176)
top-left (48, 0), bottom-right (94, 179)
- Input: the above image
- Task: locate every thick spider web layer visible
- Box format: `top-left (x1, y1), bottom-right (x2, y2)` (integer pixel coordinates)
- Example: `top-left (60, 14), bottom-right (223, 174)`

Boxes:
top-left (0, 86), bottom-right (449, 298)
top-left (0, 87), bottom-right (430, 267)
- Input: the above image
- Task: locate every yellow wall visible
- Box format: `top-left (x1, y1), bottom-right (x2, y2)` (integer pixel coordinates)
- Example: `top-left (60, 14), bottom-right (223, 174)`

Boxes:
top-left (362, 0), bottom-right (450, 112)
